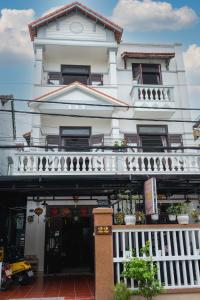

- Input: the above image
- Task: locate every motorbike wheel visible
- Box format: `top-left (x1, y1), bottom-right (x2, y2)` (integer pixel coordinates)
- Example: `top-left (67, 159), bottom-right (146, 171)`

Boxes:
top-left (0, 275), bottom-right (11, 291)
top-left (17, 273), bottom-right (32, 285)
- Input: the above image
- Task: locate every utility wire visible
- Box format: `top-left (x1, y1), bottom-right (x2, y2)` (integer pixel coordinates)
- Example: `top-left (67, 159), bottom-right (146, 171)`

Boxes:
top-left (2, 97), bottom-right (200, 112)
top-left (0, 109), bottom-right (197, 123)
top-left (0, 144), bottom-right (199, 150)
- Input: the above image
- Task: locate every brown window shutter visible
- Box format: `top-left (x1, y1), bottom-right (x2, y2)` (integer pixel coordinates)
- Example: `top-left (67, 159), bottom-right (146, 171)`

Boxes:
top-left (46, 135), bottom-right (59, 147)
top-left (124, 134), bottom-right (139, 152)
top-left (168, 134), bottom-right (183, 152)
top-left (89, 134), bottom-right (104, 147)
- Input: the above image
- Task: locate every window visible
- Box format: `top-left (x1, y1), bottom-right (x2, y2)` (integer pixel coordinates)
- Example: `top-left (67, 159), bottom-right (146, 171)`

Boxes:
top-left (61, 65), bottom-right (90, 85)
top-left (137, 125), bottom-right (168, 152)
top-left (132, 64), bottom-right (162, 85)
top-left (59, 127), bottom-right (91, 151)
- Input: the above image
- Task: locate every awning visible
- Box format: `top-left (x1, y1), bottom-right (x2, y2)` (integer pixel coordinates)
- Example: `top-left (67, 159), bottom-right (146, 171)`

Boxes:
top-left (121, 52), bottom-right (175, 60)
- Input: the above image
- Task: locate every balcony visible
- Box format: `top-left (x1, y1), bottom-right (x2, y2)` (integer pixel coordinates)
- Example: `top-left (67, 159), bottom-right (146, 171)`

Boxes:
top-left (131, 84), bottom-right (175, 118)
top-left (11, 151), bottom-right (200, 176)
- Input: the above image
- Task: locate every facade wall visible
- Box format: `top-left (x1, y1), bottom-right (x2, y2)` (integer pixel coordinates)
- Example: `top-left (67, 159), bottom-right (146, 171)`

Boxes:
top-left (38, 12), bottom-right (115, 42)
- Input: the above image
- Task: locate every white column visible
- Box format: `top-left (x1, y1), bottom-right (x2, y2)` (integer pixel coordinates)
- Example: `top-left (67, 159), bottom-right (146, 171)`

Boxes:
top-left (111, 111), bottom-right (120, 140)
top-left (108, 49), bottom-right (117, 85)
top-left (34, 47), bottom-right (43, 85)
top-left (31, 108), bottom-right (41, 146)
top-left (174, 44), bottom-right (193, 149)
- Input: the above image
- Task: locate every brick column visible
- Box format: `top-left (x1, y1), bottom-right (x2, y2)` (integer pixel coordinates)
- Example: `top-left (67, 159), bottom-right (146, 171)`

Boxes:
top-left (93, 208), bottom-right (114, 300)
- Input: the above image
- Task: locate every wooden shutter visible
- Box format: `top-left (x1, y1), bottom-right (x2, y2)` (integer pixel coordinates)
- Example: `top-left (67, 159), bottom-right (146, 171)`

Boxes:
top-left (132, 64), bottom-right (142, 83)
top-left (91, 73), bottom-right (103, 85)
top-left (124, 134), bottom-right (139, 152)
top-left (46, 135), bottom-right (59, 147)
top-left (90, 134), bottom-right (104, 146)
top-left (168, 134), bottom-right (183, 152)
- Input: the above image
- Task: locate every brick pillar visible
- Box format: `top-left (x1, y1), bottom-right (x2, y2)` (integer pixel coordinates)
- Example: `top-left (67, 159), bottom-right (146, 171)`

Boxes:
top-left (93, 208), bottom-right (114, 300)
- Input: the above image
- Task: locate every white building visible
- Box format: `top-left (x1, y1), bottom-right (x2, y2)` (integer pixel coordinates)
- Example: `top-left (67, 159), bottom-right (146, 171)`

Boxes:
top-left (1, 2), bottom-right (200, 299)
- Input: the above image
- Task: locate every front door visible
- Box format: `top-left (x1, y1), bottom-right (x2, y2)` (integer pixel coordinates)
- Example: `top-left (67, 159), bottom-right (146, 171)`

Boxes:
top-left (44, 206), bottom-right (94, 275)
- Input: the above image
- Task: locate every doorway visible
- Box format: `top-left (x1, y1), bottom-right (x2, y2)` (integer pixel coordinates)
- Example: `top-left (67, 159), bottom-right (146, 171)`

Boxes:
top-left (44, 206), bottom-right (94, 275)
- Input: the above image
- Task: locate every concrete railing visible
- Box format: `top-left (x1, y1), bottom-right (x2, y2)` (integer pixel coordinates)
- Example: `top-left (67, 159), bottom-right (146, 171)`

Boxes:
top-left (12, 151), bottom-right (200, 175)
top-left (132, 84), bottom-right (174, 102)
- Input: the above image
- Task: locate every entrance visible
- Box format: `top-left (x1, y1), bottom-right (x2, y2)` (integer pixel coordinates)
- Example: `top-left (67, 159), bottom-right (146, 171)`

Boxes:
top-left (44, 206), bottom-right (94, 275)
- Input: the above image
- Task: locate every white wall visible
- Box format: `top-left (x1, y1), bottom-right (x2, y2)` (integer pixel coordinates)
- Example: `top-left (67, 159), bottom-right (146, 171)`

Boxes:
top-left (37, 12), bottom-right (115, 43)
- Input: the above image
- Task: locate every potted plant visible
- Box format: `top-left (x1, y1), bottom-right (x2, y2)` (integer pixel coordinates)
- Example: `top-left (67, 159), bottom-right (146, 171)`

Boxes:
top-left (190, 208), bottom-right (200, 222)
top-left (123, 241), bottom-right (163, 300)
top-left (166, 204), bottom-right (177, 222)
top-left (114, 282), bottom-right (131, 300)
top-left (135, 211), bottom-right (145, 224)
top-left (151, 208), bottom-right (160, 221)
top-left (115, 209), bottom-right (125, 225)
top-left (176, 203), bottom-right (189, 224)
top-left (124, 208), bottom-right (136, 225)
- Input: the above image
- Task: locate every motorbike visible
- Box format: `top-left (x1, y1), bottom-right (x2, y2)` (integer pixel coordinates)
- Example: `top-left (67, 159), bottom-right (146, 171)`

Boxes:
top-left (10, 259), bottom-right (34, 285)
top-left (0, 262), bottom-right (12, 291)
top-left (2, 246), bottom-right (34, 286)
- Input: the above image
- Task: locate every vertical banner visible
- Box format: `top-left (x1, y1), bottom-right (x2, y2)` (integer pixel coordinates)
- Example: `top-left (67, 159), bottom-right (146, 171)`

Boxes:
top-left (144, 177), bottom-right (158, 215)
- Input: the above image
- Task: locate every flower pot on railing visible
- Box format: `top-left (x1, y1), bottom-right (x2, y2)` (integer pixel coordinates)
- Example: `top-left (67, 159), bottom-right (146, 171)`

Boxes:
top-left (151, 213), bottom-right (159, 221)
top-left (168, 214), bottom-right (176, 222)
top-left (124, 214), bottom-right (136, 225)
top-left (177, 214), bottom-right (189, 224)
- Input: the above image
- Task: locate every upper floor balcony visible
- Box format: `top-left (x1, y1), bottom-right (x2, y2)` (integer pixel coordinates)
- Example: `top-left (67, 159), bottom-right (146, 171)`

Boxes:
top-left (131, 84), bottom-right (175, 118)
top-left (10, 150), bottom-right (200, 176)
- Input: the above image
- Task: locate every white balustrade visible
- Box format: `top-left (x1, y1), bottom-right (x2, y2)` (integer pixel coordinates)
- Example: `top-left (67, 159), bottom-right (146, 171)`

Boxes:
top-left (12, 151), bottom-right (200, 175)
top-left (113, 225), bottom-right (200, 290)
top-left (132, 85), bottom-right (174, 102)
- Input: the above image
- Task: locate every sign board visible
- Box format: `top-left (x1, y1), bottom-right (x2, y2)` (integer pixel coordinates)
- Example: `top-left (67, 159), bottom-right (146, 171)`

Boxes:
top-left (95, 226), bottom-right (112, 235)
top-left (144, 177), bottom-right (158, 215)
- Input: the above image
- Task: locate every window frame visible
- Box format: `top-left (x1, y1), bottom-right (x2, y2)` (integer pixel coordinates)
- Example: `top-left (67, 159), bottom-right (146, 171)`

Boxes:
top-left (132, 63), bottom-right (162, 85)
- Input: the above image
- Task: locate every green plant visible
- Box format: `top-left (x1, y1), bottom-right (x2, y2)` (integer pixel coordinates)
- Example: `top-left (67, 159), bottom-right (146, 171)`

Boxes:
top-left (114, 138), bottom-right (128, 148)
top-left (166, 204), bottom-right (178, 215)
top-left (176, 203), bottom-right (189, 215)
top-left (114, 282), bottom-right (131, 300)
top-left (123, 241), bottom-right (163, 300)
top-left (190, 208), bottom-right (199, 219)
top-left (115, 211), bottom-right (125, 225)
top-left (135, 211), bottom-right (145, 223)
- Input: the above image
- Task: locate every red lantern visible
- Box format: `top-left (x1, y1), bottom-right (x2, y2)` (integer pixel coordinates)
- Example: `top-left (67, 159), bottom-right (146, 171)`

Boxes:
top-left (50, 207), bottom-right (58, 217)
top-left (61, 207), bottom-right (71, 217)
top-left (80, 207), bottom-right (88, 217)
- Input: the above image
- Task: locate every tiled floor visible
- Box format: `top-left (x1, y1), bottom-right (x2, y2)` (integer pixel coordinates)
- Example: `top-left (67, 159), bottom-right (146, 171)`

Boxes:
top-left (0, 275), bottom-right (95, 300)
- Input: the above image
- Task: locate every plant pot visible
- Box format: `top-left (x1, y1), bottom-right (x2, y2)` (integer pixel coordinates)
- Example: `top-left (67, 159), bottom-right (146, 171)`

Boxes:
top-left (177, 214), bottom-right (189, 224)
top-left (124, 215), bottom-right (136, 225)
top-left (168, 214), bottom-right (176, 222)
top-left (151, 214), bottom-right (159, 221)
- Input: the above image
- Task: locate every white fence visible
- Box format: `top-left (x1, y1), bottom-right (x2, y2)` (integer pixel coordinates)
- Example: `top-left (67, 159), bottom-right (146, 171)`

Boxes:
top-left (12, 152), bottom-right (200, 175)
top-left (113, 225), bottom-right (200, 289)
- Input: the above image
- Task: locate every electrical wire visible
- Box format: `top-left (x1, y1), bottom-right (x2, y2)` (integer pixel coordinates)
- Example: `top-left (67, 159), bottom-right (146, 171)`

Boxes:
top-left (0, 109), bottom-right (198, 123)
top-left (1, 97), bottom-right (200, 111)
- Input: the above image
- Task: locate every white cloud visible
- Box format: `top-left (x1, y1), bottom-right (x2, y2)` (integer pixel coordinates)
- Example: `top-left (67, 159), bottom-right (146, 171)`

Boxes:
top-left (183, 44), bottom-right (200, 116)
top-left (112, 0), bottom-right (199, 31)
top-left (0, 8), bottom-right (35, 61)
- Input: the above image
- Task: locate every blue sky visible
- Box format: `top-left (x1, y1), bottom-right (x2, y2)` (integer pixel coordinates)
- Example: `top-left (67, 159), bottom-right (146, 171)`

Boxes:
top-left (0, 0), bottom-right (199, 107)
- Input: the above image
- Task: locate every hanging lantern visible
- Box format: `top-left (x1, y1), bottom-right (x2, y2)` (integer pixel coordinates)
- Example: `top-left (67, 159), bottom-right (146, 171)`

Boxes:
top-left (50, 207), bottom-right (58, 217)
top-left (61, 207), bottom-right (71, 217)
top-left (34, 207), bottom-right (43, 223)
top-left (80, 207), bottom-right (88, 217)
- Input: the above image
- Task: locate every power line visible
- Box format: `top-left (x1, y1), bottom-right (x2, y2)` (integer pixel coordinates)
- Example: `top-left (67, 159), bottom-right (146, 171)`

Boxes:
top-left (0, 144), bottom-right (199, 150)
top-left (2, 97), bottom-right (200, 112)
top-left (0, 108), bottom-right (197, 123)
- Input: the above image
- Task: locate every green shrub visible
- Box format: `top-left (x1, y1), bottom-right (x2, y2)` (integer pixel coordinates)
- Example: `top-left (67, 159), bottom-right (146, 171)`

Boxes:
top-left (114, 282), bottom-right (131, 300)
top-left (122, 241), bottom-right (163, 300)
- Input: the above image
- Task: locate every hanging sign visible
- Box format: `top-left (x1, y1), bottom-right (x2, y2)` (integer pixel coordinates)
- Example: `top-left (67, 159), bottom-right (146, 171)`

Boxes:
top-left (144, 177), bottom-right (158, 215)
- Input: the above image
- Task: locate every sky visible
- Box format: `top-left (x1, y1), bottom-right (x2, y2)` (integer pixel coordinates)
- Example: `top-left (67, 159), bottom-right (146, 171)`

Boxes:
top-left (0, 0), bottom-right (200, 115)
